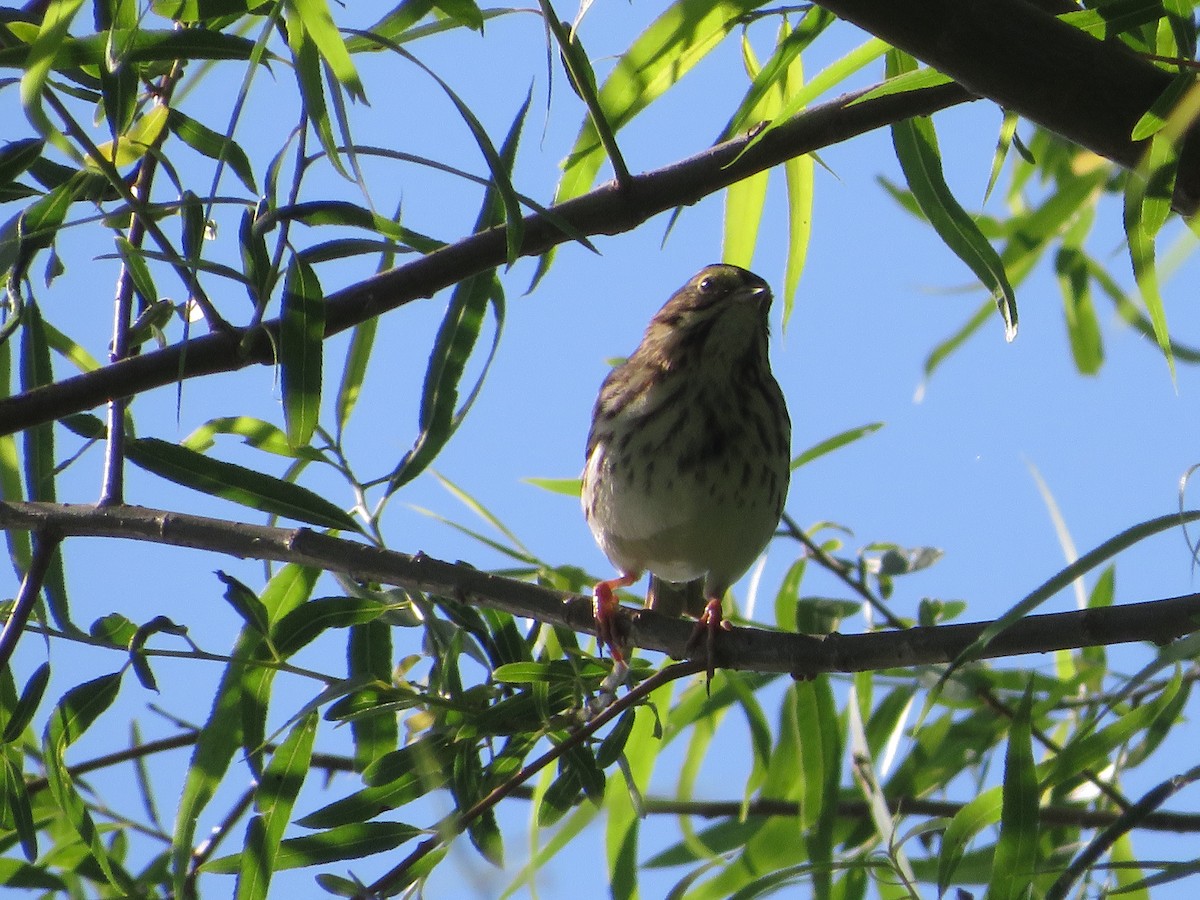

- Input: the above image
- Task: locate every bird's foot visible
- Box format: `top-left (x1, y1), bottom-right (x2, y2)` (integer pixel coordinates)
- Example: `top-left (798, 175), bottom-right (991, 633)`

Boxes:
top-left (687, 597), bottom-right (732, 692)
top-left (593, 574), bottom-right (637, 665)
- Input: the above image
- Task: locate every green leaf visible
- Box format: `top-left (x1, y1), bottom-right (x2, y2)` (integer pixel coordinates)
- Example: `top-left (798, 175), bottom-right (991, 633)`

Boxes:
top-left (203, 821), bottom-right (421, 873)
top-left (18, 303), bottom-right (54, 504)
top-left (168, 109), bottom-right (257, 193)
top-left (285, 8), bottom-right (345, 180)
top-left (938, 786), bottom-right (1003, 892)
top-left (126, 437), bottom-right (358, 530)
top-left (1124, 132), bottom-right (1178, 378)
top-left (280, 256), bottom-right (324, 448)
top-left (217, 571), bottom-right (271, 636)
top-left (1, 28), bottom-right (260, 68)
top-left (0, 139), bottom-right (45, 186)
top-left (348, 620), bottom-right (398, 770)
top-left (183, 416), bottom-right (328, 462)
top-left (852, 64), bottom-right (953, 105)
top-left (172, 626), bottom-right (260, 894)
top-left (1, 662), bottom-right (50, 744)
top-left (791, 422), bottom-right (883, 469)
top-left (1, 752), bottom-right (38, 861)
top-left (948, 509), bottom-right (1200, 676)
top-left (271, 597), bottom-right (387, 657)
top-left (335, 318), bottom-right (377, 439)
top-left (18, 0), bottom-right (86, 153)
top-left (237, 712), bottom-right (318, 900)
top-left (382, 90), bottom-right (527, 492)
top-left (285, 0), bottom-right (365, 101)
top-left (43, 672), bottom-right (132, 892)
top-left (888, 51), bottom-right (1017, 342)
top-left (988, 683), bottom-right (1038, 900)
top-left (522, 476), bottom-right (581, 496)
top-left (129, 616), bottom-right (188, 692)
top-left (721, 33), bottom-right (771, 270)
top-left (115, 235), bottom-right (159, 308)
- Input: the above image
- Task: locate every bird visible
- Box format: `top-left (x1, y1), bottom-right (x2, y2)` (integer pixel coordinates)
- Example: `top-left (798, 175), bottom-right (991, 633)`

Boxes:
top-left (581, 263), bottom-right (791, 683)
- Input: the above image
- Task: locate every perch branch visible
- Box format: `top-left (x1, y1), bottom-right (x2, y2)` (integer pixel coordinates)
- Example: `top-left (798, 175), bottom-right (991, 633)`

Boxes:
top-left (2, 501), bottom-right (1199, 678)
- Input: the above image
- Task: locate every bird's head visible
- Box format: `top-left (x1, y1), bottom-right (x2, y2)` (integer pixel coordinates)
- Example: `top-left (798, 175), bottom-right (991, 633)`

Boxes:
top-left (641, 264), bottom-right (773, 370)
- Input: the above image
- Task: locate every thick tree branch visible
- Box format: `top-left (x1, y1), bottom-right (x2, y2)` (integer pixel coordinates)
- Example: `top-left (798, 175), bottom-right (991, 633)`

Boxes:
top-left (0, 81), bottom-right (970, 436)
top-left (814, 0), bottom-right (1200, 211)
top-left (3, 501), bottom-right (1198, 677)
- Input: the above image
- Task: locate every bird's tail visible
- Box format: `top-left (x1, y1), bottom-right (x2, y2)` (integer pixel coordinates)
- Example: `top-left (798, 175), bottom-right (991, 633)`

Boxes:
top-left (645, 576), bottom-right (705, 619)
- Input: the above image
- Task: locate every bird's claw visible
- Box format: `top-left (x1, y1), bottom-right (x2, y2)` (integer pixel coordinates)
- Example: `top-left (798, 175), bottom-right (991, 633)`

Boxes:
top-left (687, 598), bottom-right (730, 693)
top-left (593, 580), bottom-right (627, 665)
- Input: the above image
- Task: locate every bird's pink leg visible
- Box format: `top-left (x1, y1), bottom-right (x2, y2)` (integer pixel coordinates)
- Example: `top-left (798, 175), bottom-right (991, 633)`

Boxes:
top-left (593, 572), bottom-right (640, 663)
top-left (691, 596), bottom-right (733, 689)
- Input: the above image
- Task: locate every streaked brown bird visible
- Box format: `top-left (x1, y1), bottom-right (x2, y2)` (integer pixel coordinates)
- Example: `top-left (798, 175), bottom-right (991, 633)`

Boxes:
top-left (581, 263), bottom-right (791, 680)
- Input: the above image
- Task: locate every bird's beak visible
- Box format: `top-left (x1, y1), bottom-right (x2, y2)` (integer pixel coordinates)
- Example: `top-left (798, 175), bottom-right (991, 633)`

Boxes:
top-left (734, 283), bottom-right (770, 304)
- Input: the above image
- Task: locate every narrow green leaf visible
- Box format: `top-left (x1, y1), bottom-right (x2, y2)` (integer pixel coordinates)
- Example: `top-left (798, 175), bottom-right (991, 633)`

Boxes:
top-left (12, 182), bottom-right (79, 297)
top-left (335, 318), bottom-right (377, 438)
top-left (1055, 247), bottom-right (1104, 374)
top-left (554, 0), bottom-right (768, 207)
top-left (203, 821), bottom-right (421, 873)
top-left (172, 627), bottom-right (258, 894)
top-left (988, 683), bottom-right (1038, 900)
top-left (18, 0), bottom-right (85, 153)
top-left (938, 786), bottom-right (1003, 892)
top-left (238, 712), bottom-right (318, 900)
top-left (0, 139), bottom-right (45, 186)
top-left (280, 257), bottom-right (324, 448)
top-left (126, 437), bottom-right (358, 530)
top-left (521, 476), bottom-right (580, 496)
top-left (919, 298), bottom-right (993, 391)
top-left (432, 0), bottom-right (483, 31)
top-left (217, 571), bottom-right (271, 636)
top-left (285, 0), bottom-right (365, 100)
top-left (0, 28), bottom-right (260, 68)
top-left (286, 9), bottom-right (345, 180)
top-left (379, 86), bottom-right (527, 490)
top-left (1124, 133), bottom-right (1178, 378)
top-left (168, 109), bottom-right (257, 193)
top-left (271, 597), bottom-right (387, 657)
top-left (1, 752), bottom-right (38, 861)
top-left (851, 64), bottom-right (953, 105)
top-left (606, 701), bottom-right (669, 900)
top-left (259, 562), bottom-right (320, 626)
top-left (183, 416), bottom-right (327, 462)
top-left (18, 303), bottom-right (54, 504)
top-left (18, 306), bottom-right (70, 631)
top-left (115, 235), bottom-right (159, 307)
top-left (1, 662), bottom-right (50, 743)
top-left (44, 672), bottom-right (132, 892)
top-left (888, 51), bottom-right (1017, 341)
top-left (948, 509), bottom-right (1200, 676)
top-left (1131, 71), bottom-right (1192, 141)
top-left (348, 620), bottom-right (398, 770)
top-left (1059, 0), bottom-right (1167, 38)
top-left (790, 422), bottom-right (883, 470)
top-left (984, 110), bottom-right (1020, 205)
top-left (0, 340), bottom-right (31, 574)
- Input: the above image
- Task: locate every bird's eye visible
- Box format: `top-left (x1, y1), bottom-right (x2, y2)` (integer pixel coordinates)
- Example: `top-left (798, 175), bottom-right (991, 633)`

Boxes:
top-left (698, 276), bottom-right (715, 292)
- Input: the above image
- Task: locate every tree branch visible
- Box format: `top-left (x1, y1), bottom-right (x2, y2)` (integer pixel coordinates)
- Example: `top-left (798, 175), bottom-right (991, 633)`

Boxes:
top-left (2, 501), bottom-right (1198, 678)
top-left (0, 80), bottom-right (970, 436)
top-left (813, 0), bottom-right (1200, 211)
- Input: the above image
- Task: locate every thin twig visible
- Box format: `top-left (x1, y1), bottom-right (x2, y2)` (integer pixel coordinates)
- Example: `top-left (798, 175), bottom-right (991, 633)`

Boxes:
top-left (101, 63), bottom-right (182, 505)
top-left (1046, 764), bottom-right (1200, 900)
top-left (358, 660), bottom-right (703, 898)
top-left (0, 530), bottom-right (61, 670)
